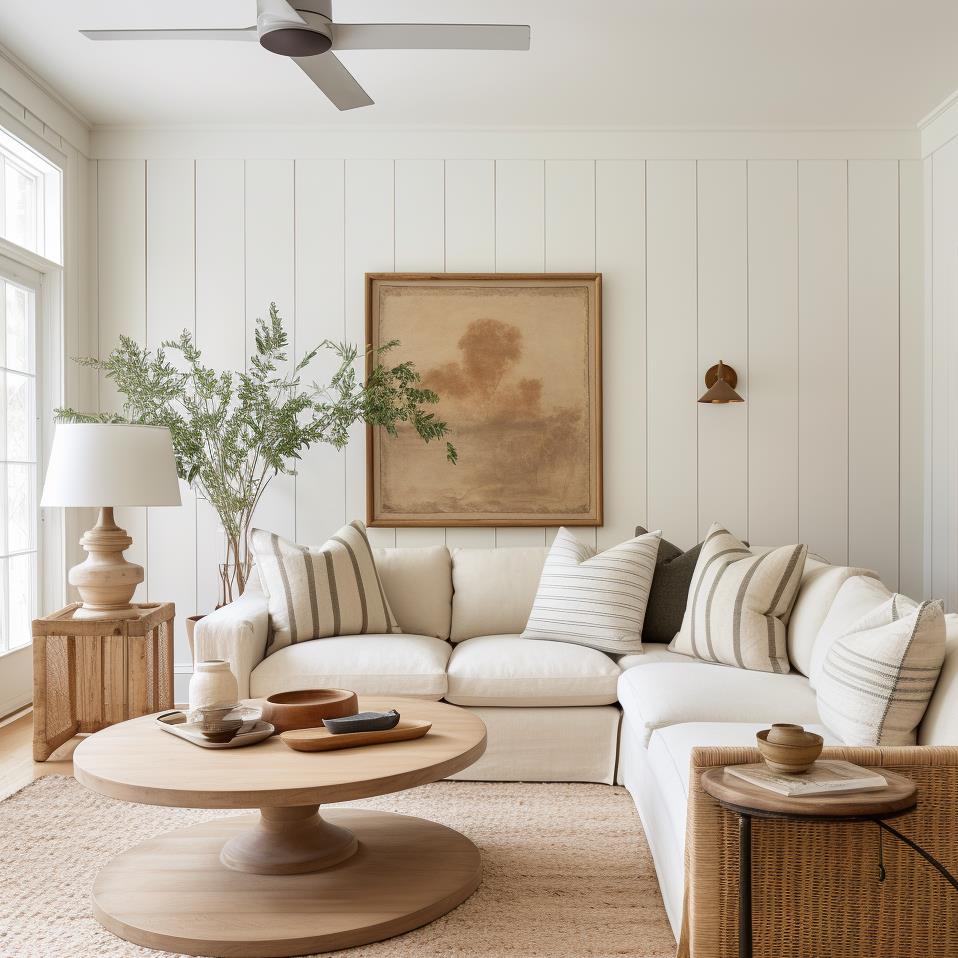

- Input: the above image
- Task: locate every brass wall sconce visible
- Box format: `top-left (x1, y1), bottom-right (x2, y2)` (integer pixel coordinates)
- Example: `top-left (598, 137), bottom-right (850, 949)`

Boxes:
top-left (698, 361), bottom-right (744, 404)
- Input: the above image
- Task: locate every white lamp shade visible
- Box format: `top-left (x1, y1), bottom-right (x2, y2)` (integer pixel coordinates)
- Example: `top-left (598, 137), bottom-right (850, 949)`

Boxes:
top-left (41, 423), bottom-right (182, 508)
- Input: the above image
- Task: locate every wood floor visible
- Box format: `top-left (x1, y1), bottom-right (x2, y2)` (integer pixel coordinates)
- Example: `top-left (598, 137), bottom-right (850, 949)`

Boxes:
top-left (0, 711), bottom-right (76, 799)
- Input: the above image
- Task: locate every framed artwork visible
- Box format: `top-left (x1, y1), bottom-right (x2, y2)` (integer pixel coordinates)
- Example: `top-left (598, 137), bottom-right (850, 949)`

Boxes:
top-left (365, 272), bottom-right (602, 527)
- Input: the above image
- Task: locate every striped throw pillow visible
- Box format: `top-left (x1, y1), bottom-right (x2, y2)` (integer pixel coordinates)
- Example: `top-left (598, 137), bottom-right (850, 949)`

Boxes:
top-left (520, 527), bottom-right (661, 654)
top-left (816, 596), bottom-right (945, 745)
top-left (251, 521), bottom-right (401, 656)
top-left (669, 523), bottom-right (807, 673)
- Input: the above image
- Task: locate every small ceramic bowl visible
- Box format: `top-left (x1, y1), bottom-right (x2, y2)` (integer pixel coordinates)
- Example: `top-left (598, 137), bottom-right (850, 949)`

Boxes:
top-left (260, 689), bottom-right (359, 734)
top-left (756, 725), bottom-right (824, 774)
top-left (193, 703), bottom-right (262, 741)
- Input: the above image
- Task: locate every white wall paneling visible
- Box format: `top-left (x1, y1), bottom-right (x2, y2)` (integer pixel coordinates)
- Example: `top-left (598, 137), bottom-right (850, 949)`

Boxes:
top-left (595, 160), bottom-right (646, 551)
top-left (646, 160), bottom-right (698, 548)
top-left (393, 159), bottom-right (446, 548)
top-left (747, 161), bottom-right (799, 547)
top-left (444, 159), bottom-right (497, 549)
top-left (96, 159), bottom-right (147, 599)
top-left (928, 136), bottom-right (958, 609)
top-left (545, 160), bottom-right (596, 549)
top-left (848, 160), bottom-right (900, 587)
top-left (245, 160), bottom-right (296, 546)
top-left (494, 160), bottom-right (547, 547)
top-left (194, 159), bottom-right (245, 613)
top-left (696, 161), bottom-right (748, 541)
top-left (797, 160), bottom-right (848, 566)
top-left (294, 159), bottom-right (347, 548)
top-left (345, 159), bottom-right (395, 548)
top-left (145, 159), bottom-right (196, 662)
top-left (85, 135), bottom-right (928, 666)
top-left (898, 160), bottom-right (924, 600)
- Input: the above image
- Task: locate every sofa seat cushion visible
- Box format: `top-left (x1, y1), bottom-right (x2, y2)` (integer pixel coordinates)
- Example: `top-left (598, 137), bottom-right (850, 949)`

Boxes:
top-left (445, 634), bottom-right (620, 707)
top-left (646, 721), bottom-right (842, 847)
top-left (249, 634), bottom-right (451, 700)
top-left (617, 660), bottom-right (822, 746)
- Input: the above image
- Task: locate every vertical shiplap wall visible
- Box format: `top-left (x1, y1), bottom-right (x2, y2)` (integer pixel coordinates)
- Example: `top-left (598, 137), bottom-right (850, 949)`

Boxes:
top-left (925, 132), bottom-right (958, 612)
top-left (92, 156), bottom-right (924, 662)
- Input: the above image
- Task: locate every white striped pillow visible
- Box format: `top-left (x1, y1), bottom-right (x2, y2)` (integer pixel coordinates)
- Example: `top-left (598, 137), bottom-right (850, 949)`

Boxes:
top-left (669, 523), bottom-right (807, 673)
top-left (251, 521), bottom-right (401, 657)
top-left (521, 528), bottom-right (661, 654)
top-left (816, 596), bottom-right (945, 746)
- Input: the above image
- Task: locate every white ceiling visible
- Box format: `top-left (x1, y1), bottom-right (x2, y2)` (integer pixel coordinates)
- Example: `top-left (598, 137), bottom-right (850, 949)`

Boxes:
top-left (2, 1), bottom-right (958, 130)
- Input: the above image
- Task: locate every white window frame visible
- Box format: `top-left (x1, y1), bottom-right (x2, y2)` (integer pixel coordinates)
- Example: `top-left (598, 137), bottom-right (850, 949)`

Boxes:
top-left (0, 236), bottom-right (63, 717)
top-left (0, 125), bottom-right (61, 265)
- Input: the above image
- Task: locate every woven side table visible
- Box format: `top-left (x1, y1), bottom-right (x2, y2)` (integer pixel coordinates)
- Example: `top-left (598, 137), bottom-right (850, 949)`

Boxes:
top-left (32, 602), bottom-right (175, 761)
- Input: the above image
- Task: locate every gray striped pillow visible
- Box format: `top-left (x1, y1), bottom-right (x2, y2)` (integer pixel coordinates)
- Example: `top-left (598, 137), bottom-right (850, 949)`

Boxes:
top-left (669, 523), bottom-right (807, 673)
top-left (520, 527), bottom-right (661, 654)
top-left (816, 596), bottom-right (945, 745)
top-left (251, 521), bottom-right (401, 656)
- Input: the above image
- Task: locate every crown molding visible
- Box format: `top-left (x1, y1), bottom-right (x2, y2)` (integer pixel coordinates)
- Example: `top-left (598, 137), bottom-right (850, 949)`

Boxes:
top-left (0, 42), bottom-right (91, 156)
top-left (90, 126), bottom-right (920, 161)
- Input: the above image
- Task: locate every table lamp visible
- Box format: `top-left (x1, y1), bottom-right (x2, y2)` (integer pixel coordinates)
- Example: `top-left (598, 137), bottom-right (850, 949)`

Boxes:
top-left (41, 423), bottom-right (182, 619)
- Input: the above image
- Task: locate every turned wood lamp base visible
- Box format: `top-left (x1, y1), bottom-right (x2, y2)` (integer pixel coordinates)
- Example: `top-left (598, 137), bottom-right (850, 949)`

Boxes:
top-left (69, 506), bottom-right (144, 620)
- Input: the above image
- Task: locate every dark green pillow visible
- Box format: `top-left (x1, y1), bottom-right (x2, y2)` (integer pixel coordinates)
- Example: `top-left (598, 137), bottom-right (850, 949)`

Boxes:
top-left (635, 527), bottom-right (750, 645)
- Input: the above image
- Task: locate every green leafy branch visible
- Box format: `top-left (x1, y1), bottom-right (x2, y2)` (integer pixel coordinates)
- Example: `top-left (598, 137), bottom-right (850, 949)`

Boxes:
top-left (57, 303), bottom-right (456, 600)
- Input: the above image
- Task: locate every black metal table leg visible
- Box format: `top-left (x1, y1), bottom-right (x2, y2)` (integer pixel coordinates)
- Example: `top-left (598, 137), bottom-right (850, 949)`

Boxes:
top-left (739, 812), bottom-right (753, 958)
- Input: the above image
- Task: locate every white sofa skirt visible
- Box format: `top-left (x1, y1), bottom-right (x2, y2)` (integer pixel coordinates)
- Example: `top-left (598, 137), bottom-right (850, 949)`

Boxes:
top-left (447, 705), bottom-right (621, 784)
top-left (617, 712), bottom-right (684, 940)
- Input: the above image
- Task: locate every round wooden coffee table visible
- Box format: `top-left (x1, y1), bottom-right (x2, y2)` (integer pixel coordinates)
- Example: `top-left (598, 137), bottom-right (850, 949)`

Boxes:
top-left (73, 696), bottom-right (487, 958)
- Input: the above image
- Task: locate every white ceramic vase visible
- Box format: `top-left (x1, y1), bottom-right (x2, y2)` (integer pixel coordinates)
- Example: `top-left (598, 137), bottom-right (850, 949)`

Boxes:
top-left (189, 660), bottom-right (239, 713)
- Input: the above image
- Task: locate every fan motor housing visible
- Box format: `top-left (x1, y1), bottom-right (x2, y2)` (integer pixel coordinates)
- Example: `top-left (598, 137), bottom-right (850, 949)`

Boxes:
top-left (258, 3), bottom-right (332, 57)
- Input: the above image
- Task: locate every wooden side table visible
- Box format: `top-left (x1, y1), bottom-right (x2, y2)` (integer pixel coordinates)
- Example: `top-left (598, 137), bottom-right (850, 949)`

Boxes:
top-left (32, 602), bottom-right (175, 761)
top-left (701, 765), bottom-right (955, 958)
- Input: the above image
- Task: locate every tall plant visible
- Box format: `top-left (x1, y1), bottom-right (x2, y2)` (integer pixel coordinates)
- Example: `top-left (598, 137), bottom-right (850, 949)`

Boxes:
top-left (56, 303), bottom-right (456, 603)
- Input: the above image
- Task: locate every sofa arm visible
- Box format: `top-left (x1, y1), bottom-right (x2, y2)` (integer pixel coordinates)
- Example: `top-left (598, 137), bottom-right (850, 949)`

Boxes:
top-left (193, 592), bottom-right (270, 698)
top-left (680, 744), bottom-right (958, 958)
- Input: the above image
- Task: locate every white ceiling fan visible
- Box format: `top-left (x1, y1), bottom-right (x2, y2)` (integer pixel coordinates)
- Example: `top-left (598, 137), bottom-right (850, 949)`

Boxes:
top-left (81, 0), bottom-right (531, 111)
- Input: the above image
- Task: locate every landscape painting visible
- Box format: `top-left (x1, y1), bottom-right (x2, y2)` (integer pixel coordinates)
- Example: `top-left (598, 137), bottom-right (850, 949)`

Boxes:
top-left (366, 273), bottom-right (602, 527)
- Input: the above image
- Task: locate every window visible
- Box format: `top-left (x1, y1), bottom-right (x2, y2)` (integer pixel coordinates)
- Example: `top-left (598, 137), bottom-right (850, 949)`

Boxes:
top-left (0, 126), bottom-right (61, 264)
top-left (0, 126), bottom-right (62, 665)
top-left (0, 269), bottom-right (38, 652)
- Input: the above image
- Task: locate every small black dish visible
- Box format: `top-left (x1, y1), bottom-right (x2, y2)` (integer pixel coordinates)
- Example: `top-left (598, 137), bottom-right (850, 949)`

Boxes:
top-left (322, 709), bottom-right (401, 735)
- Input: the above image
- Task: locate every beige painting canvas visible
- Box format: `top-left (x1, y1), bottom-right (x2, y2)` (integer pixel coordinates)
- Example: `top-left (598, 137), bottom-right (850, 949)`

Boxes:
top-left (366, 274), bottom-right (602, 526)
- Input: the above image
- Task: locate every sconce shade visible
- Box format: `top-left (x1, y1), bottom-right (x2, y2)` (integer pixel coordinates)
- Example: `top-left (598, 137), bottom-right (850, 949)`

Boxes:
top-left (698, 361), bottom-right (744, 404)
top-left (41, 423), bottom-right (182, 507)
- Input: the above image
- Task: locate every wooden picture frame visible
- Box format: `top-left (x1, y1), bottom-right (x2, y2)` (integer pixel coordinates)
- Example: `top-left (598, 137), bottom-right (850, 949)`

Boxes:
top-left (365, 272), bottom-right (602, 527)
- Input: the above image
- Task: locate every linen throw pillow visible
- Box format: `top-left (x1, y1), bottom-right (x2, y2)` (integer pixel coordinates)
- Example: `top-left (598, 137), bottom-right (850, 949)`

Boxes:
top-left (634, 526), bottom-right (750, 644)
top-left (251, 520), bottom-right (401, 656)
top-left (521, 527), bottom-right (661, 654)
top-left (816, 597), bottom-right (946, 746)
top-left (669, 523), bottom-right (807, 673)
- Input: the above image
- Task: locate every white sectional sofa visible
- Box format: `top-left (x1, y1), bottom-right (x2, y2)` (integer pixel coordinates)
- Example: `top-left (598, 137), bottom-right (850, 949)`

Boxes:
top-left (195, 542), bottom-right (958, 940)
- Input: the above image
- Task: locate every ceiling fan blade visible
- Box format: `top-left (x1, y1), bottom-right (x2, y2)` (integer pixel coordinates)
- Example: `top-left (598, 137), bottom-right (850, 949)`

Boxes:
top-left (294, 53), bottom-right (373, 111)
top-left (330, 23), bottom-right (530, 51)
top-left (81, 27), bottom-right (257, 42)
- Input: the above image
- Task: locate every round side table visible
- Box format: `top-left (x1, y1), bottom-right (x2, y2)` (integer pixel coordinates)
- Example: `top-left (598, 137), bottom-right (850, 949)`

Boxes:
top-left (701, 766), bottom-right (939, 958)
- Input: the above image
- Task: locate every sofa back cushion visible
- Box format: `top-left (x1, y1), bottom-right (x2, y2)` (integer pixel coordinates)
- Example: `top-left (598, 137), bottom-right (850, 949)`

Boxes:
top-left (373, 546), bottom-right (453, 641)
top-left (450, 546), bottom-right (549, 641)
top-left (809, 575), bottom-right (893, 689)
top-left (919, 613), bottom-right (958, 745)
top-left (787, 562), bottom-right (880, 676)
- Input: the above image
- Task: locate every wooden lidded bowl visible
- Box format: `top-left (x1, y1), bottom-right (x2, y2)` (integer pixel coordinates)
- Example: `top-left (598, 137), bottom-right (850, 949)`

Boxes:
top-left (260, 689), bottom-right (358, 734)
top-left (756, 724), bottom-right (824, 774)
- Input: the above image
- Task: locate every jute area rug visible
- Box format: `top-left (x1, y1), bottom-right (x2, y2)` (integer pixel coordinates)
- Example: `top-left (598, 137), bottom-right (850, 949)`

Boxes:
top-left (0, 776), bottom-right (675, 958)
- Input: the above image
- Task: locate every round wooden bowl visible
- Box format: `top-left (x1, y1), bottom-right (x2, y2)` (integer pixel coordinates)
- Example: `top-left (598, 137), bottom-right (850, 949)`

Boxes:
top-left (260, 689), bottom-right (359, 734)
top-left (756, 728), bottom-right (824, 774)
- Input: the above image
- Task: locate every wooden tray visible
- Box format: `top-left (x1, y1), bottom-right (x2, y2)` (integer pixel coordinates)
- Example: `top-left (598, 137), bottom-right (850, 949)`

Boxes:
top-left (156, 712), bottom-right (274, 749)
top-left (280, 719), bottom-right (431, 752)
